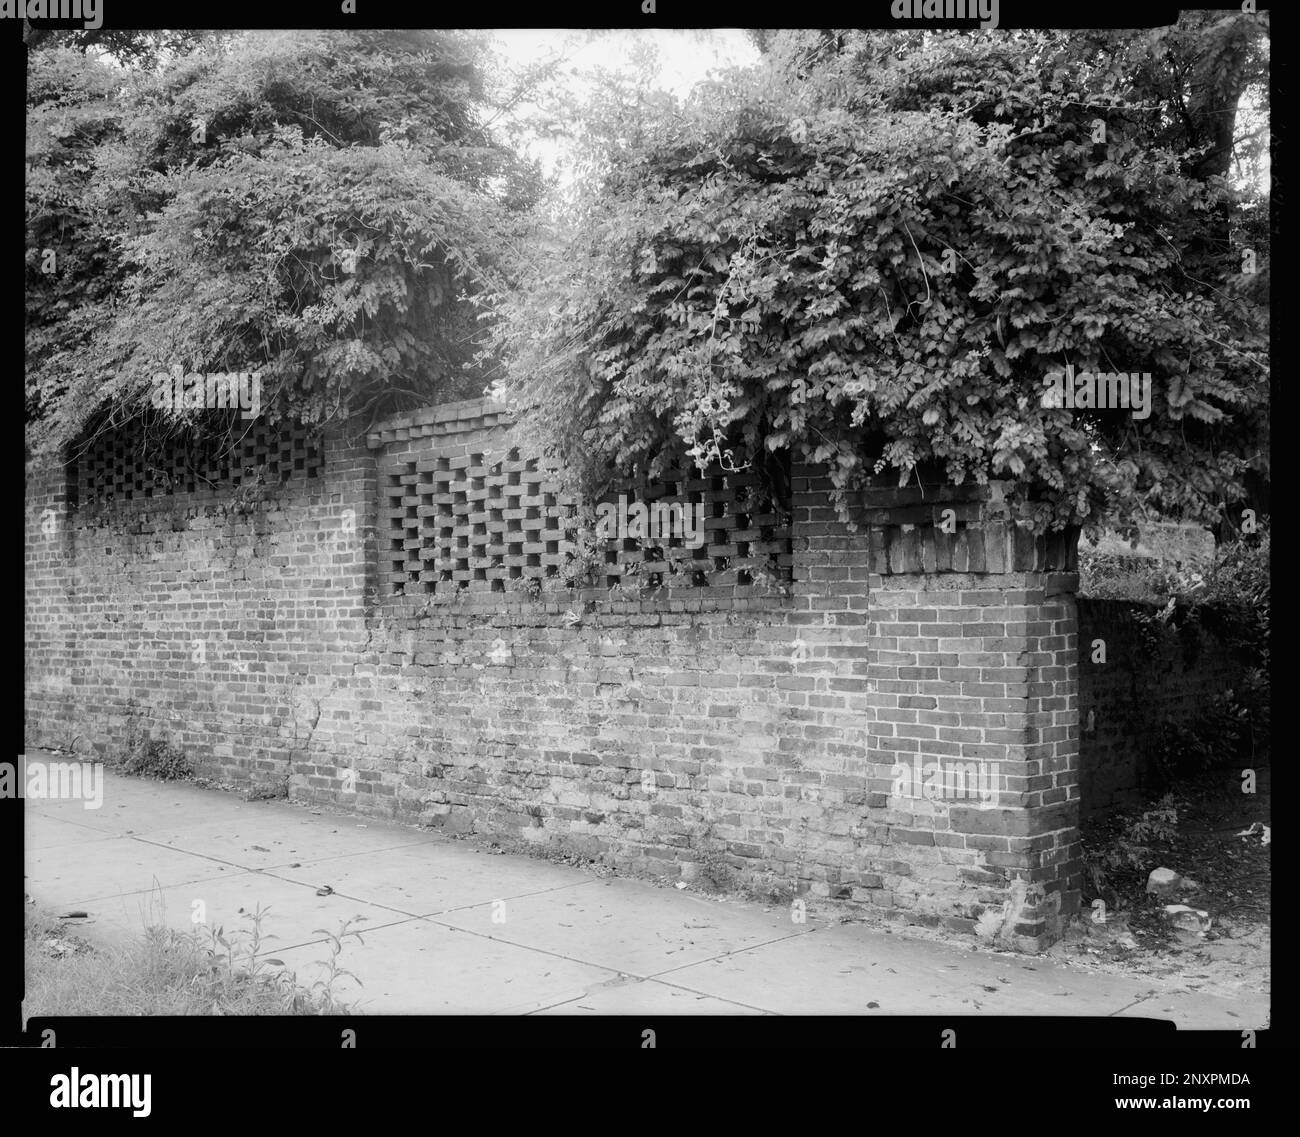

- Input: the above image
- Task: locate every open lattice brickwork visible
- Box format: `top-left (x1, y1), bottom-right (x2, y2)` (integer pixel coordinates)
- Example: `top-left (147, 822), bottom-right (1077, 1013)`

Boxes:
top-left (379, 447), bottom-right (793, 596)
top-left (71, 420), bottom-right (323, 506)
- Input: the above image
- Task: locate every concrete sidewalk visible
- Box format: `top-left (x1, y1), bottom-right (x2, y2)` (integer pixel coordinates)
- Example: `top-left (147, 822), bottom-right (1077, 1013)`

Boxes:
top-left (23, 764), bottom-right (1267, 1025)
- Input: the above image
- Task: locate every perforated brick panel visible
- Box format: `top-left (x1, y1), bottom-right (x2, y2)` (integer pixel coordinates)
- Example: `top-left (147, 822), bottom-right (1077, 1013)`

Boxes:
top-left (379, 448), bottom-right (793, 596)
top-left (599, 463), bottom-right (794, 591)
top-left (71, 420), bottom-right (323, 506)
top-left (381, 448), bottom-right (567, 595)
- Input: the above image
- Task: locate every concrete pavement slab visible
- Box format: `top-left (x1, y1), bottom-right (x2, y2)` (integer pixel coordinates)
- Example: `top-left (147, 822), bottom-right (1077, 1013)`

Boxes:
top-left (129, 813), bottom-right (442, 872)
top-left (24, 836), bottom-right (248, 909)
top-left (270, 918), bottom-right (629, 1015)
top-left (1113, 991), bottom-right (1268, 1030)
top-left (648, 921), bottom-right (1253, 1026)
top-left (25, 811), bottom-right (123, 851)
top-left (59, 870), bottom-right (414, 947)
top-left (531, 977), bottom-right (768, 1015)
top-left (433, 875), bottom-right (815, 976)
top-left (264, 840), bottom-right (597, 915)
top-left (24, 774), bottom-right (214, 835)
top-left (22, 769), bottom-right (1270, 1026)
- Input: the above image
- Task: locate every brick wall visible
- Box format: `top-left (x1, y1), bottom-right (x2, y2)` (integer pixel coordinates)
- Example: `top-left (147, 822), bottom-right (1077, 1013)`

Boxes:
top-left (25, 398), bottom-right (1088, 950)
top-left (25, 422), bottom-right (373, 788)
top-left (1077, 598), bottom-right (1246, 817)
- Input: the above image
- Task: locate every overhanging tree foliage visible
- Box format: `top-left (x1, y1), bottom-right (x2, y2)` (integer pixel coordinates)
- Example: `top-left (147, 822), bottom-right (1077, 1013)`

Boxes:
top-left (26, 29), bottom-right (545, 456)
top-left (485, 21), bottom-right (1269, 536)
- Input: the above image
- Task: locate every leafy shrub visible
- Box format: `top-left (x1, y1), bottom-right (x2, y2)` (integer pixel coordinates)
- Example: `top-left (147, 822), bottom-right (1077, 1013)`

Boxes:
top-left (24, 900), bottom-right (363, 1018)
top-left (1195, 523), bottom-right (1270, 669)
top-left (1085, 520), bottom-right (1269, 768)
top-left (119, 737), bottom-right (193, 782)
top-left (1078, 548), bottom-right (1207, 603)
top-left (246, 776), bottom-right (290, 802)
top-left (694, 849), bottom-right (736, 892)
top-left (1149, 668), bottom-right (1270, 778)
top-left (1082, 793), bottom-right (1179, 903)
top-left (1078, 549), bottom-right (1163, 602)
top-left (191, 906), bottom-right (364, 1015)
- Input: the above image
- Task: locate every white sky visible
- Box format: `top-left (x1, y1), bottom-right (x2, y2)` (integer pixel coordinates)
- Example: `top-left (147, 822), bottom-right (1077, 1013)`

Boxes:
top-left (489, 29), bottom-right (760, 182)
top-left (491, 28), bottom-right (757, 96)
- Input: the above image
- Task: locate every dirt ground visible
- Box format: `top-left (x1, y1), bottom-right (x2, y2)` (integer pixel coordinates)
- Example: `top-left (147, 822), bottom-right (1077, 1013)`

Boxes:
top-left (807, 766), bottom-right (1272, 1006)
top-left (1050, 767), bottom-right (1271, 1000)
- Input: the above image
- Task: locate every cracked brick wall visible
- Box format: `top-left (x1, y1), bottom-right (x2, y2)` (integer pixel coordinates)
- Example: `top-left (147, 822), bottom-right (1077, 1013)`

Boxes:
top-left (26, 398), bottom-right (1089, 949)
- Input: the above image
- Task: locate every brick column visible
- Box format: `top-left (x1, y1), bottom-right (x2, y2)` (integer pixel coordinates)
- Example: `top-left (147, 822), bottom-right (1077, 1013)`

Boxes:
top-left (859, 481), bottom-right (1083, 950)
